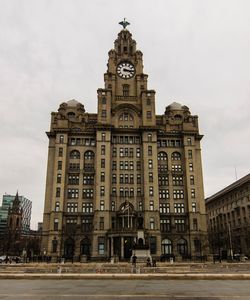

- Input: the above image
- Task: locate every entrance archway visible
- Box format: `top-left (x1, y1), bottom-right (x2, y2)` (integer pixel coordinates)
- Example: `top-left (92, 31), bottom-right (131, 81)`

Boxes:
top-left (80, 238), bottom-right (91, 256)
top-left (64, 238), bottom-right (75, 259)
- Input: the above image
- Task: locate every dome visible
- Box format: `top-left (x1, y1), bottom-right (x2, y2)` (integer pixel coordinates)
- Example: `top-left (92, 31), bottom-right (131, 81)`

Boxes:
top-left (168, 102), bottom-right (183, 110)
top-left (66, 99), bottom-right (80, 107)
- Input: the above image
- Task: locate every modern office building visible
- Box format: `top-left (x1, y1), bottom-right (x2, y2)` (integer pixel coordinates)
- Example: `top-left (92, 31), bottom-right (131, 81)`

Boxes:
top-left (42, 23), bottom-right (209, 260)
top-left (0, 193), bottom-right (32, 236)
top-left (206, 173), bottom-right (250, 258)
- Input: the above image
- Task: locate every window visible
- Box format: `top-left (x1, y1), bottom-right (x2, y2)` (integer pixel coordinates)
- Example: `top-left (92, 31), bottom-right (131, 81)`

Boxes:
top-left (150, 217), bottom-right (155, 229)
top-left (150, 236), bottom-right (157, 254)
top-left (82, 202), bottom-right (93, 213)
top-left (120, 148), bottom-right (124, 157)
top-left (112, 161), bottom-right (117, 170)
top-left (147, 98), bottom-right (151, 105)
top-left (172, 164), bottom-right (182, 172)
top-left (137, 188), bottom-right (142, 196)
top-left (148, 159), bottom-right (153, 169)
top-left (149, 186), bottom-right (154, 196)
top-left (69, 163), bottom-right (80, 171)
top-left (149, 172), bottom-right (153, 182)
top-left (112, 187), bottom-right (116, 196)
top-left (172, 175), bottom-right (183, 186)
top-left (130, 174), bottom-right (134, 184)
top-left (100, 217), bottom-right (104, 230)
top-left (101, 145), bottom-right (105, 155)
top-left (147, 111), bottom-right (152, 119)
top-left (120, 174), bottom-right (124, 184)
top-left (174, 203), bottom-right (185, 213)
top-left (83, 175), bottom-right (93, 185)
top-left (82, 189), bottom-right (94, 199)
top-left (101, 132), bottom-right (106, 141)
top-left (112, 147), bottom-right (117, 157)
top-left (188, 150), bottom-right (192, 159)
top-left (190, 175), bottom-right (195, 185)
top-left (136, 148), bottom-right (141, 157)
top-left (58, 148), bottom-right (63, 157)
top-left (123, 84), bottom-right (129, 96)
top-left (67, 202), bottom-right (78, 212)
top-left (55, 202), bottom-right (60, 212)
top-left (149, 201), bottom-right (154, 211)
top-left (56, 187), bottom-right (60, 197)
top-left (171, 152), bottom-right (181, 161)
top-left (173, 190), bottom-right (184, 199)
top-left (52, 239), bottom-right (58, 253)
top-left (159, 189), bottom-right (169, 199)
top-left (148, 146), bottom-right (152, 156)
top-left (129, 148), bottom-right (133, 157)
top-left (160, 219), bottom-right (171, 232)
top-left (84, 150), bottom-right (94, 160)
top-left (68, 189), bottom-right (79, 199)
top-left (101, 110), bottom-right (106, 118)
top-left (111, 201), bottom-right (115, 211)
top-left (100, 172), bottom-right (105, 182)
top-left (189, 163), bottom-right (193, 171)
top-left (59, 135), bottom-right (64, 144)
top-left (100, 200), bottom-right (105, 211)
top-left (57, 174), bottom-right (61, 184)
top-left (192, 202), bottom-right (196, 212)
top-left (112, 174), bottom-right (116, 184)
top-left (69, 174), bottom-right (80, 185)
top-left (139, 201), bottom-right (143, 211)
top-left (136, 161), bottom-right (141, 170)
top-left (100, 186), bottom-right (105, 196)
top-left (193, 218), bottom-right (198, 230)
top-left (158, 175), bottom-right (168, 186)
top-left (54, 218), bottom-right (59, 231)
top-left (129, 161), bottom-right (134, 170)
top-left (160, 203), bottom-right (170, 214)
top-left (158, 152), bottom-right (167, 161)
top-left (57, 161), bottom-right (62, 170)
top-left (175, 219), bottom-right (185, 232)
top-left (98, 237), bottom-right (105, 255)
top-left (191, 189), bottom-right (195, 198)
top-left (148, 133), bottom-right (152, 142)
top-left (187, 138), bottom-right (192, 145)
top-left (70, 150), bottom-right (80, 159)
top-left (82, 217), bottom-right (92, 232)
top-left (101, 159), bottom-right (105, 168)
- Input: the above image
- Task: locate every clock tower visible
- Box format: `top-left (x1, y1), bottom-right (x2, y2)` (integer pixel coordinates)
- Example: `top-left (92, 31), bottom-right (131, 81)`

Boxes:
top-left (42, 21), bottom-right (209, 261)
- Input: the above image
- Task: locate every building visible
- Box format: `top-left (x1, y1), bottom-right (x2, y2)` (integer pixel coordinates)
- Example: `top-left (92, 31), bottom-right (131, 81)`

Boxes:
top-left (0, 193), bottom-right (32, 236)
top-left (206, 173), bottom-right (250, 258)
top-left (42, 22), bottom-right (209, 261)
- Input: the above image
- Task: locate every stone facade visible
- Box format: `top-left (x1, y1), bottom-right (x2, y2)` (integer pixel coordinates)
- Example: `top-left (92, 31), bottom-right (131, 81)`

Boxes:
top-left (41, 27), bottom-right (209, 261)
top-left (206, 173), bottom-right (250, 258)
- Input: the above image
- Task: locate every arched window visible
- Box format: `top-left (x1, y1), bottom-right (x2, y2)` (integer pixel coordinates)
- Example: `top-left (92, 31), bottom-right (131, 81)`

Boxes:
top-left (171, 152), bottom-right (181, 161)
top-left (119, 113), bottom-right (133, 121)
top-left (70, 150), bottom-right (80, 159)
top-left (68, 112), bottom-right (75, 119)
top-left (158, 152), bottom-right (167, 161)
top-left (84, 150), bottom-right (94, 160)
top-left (174, 114), bottom-right (182, 121)
top-left (177, 238), bottom-right (188, 255)
top-left (161, 238), bottom-right (172, 254)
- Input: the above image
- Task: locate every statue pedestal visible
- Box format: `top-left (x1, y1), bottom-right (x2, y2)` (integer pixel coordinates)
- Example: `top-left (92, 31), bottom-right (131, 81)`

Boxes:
top-left (132, 249), bottom-right (151, 263)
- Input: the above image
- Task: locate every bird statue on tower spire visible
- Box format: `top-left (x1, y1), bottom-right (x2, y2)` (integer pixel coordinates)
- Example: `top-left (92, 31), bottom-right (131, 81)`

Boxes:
top-left (119, 18), bottom-right (130, 29)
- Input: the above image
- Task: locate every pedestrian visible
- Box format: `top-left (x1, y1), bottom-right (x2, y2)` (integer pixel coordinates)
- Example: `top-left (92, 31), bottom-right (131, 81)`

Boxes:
top-left (132, 255), bottom-right (137, 266)
top-left (146, 257), bottom-right (151, 267)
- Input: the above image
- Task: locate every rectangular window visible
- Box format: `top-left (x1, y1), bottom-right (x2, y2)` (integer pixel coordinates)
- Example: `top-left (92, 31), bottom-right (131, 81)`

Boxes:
top-left (190, 175), bottom-right (195, 185)
top-left (193, 218), bottom-right (198, 230)
top-left (56, 187), bottom-right (60, 197)
top-left (136, 161), bottom-right (141, 170)
top-left (67, 202), bottom-right (78, 213)
top-left (101, 145), bottom-right (105, 155)
top-left (55, 202), bottom-right (60, 212)
top-left (57, 161), bottom-right (62, 170)
top-left (101, 159), bottom-right (105, 168)
top-left (137, 173), bottom-right (142, 184)
top-left (149, 200), bottom-right (154, 211)
top-left (137, 188), bottom-right (142, 196)
top-left (129, 161), bottom-right (134, 170)
top-left (130, 174), bottom-right (134, 184)
top-left (112, 161), bottom-right (117, 170)
top-left (129, 148), bottom-right (133, 157)
top-left (112, 174), bottom-right (116, 184)
top-left (173, 190), bottom-right (184, 199)
top-left (147, 111), bottom-right (152, 119)
top-left (83, 175), bottom-right (93, 185)
top-left (149, 172), bottom-right (153, 182)
top-left (57, 174), bottom-right (62, 184)
top-left (69, 174), bottom-right (80, 185)
top-left (82, 202), bottom-right (93, 213)
top-left (188, 150), bottom-right (192, 159)
top-left (58, 148), bottom-right (63, 157)
top-left (148, 159), bottom-right (153, 169)
top-left (136, 148), bottom-right (140, 157)
top-left (172, 175), bottom-right (183, 186)
top-left (101, 172), bottom-right (105, 182)
top-left (191, 189), bottom-right (196, 198)
top-left (100, 217), bottom-right (104, 230)
top-left (189, 163), bottom-right (193, 171)
top-left (159, 189), bottom-right (169, 199)
top-left (148, 146), bottom-right (152, 156)
top-left (67, 189), bottom-right (79, 199)
top-left (120, 148), bottom-right (124, 157)
top-left (54, 218), bottom-right (59, 231)
top-left (101, 110), bottom-right (106, 118)
top-left (112, 147), bottom-right (117, 157)
top-left (192, 202), bottom-right (197, 212)
top-left (171, 164), bottom-right (182, 172)
top-left (160, 218), bottom-right (171, 232)
top-left (149, 186), bottom-right (154, 196)
top-left (174, 203), bottom-right (185, 213)
top-left (101, 133), bottom-right (106, 141)
top-left (100, 186), bottom-right (105, 196)
top-left (82, 189), bottom-right (94, 199)
top-left (100, 200), bottom-right (105, 211)
top-left (59, 135), bottom-right (64, 144)
top-left (98, 237), bottom-right (105, 255)
top-left (158, 175), bottom-right (168, 186)
top-left (148, 133), bottom-right (152, 142)
top-left (150, 217), bottom-right (155, 229)
top-left (160, 203), bottom-right (170, 214)
top-left (111, 201), bottom-right (115, 211)
top-left (139, 201), bottom-right (143, 211)
top-left (175, 219), bottom-right (185, 232)
top-left (187, 138), bottom-right (192, 145)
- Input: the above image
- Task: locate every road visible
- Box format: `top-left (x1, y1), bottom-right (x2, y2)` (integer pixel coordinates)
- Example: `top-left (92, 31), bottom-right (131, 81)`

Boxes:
top-left (0, 280), bottom-right (250, 299)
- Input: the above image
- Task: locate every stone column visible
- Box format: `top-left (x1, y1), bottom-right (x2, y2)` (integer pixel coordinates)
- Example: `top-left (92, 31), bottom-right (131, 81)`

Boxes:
top-left (121, 236), bottom-right (124, 259)
top-left (111, 237), bottom-right (114, 257)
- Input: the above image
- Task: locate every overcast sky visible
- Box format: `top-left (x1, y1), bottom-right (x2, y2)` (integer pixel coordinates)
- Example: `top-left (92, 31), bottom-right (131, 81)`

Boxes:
top-left (0, 0), bottom-right (250, 229)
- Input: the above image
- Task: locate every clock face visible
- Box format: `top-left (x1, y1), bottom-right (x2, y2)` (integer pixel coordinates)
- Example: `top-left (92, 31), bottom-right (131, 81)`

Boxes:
top-left (117, 62), bottom-right (135, 79)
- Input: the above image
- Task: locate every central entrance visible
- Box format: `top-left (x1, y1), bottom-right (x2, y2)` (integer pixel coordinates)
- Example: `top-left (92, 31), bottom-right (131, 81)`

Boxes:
top-left (124, 236), bottom-right (134, 259)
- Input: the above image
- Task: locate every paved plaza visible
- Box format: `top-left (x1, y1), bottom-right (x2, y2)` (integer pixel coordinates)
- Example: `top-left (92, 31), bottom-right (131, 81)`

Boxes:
top-left (0, 279), bottom-right (250, 299)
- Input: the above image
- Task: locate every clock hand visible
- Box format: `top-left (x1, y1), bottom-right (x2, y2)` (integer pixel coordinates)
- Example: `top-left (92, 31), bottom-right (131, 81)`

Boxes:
top-left (123, 68), bottom-right (133, 73)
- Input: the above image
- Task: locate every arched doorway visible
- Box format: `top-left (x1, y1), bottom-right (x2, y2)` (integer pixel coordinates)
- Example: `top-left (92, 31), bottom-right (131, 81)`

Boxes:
top-left (177, 238), bottom-right (188, 255)
top-left (80, 238), bottom-right (91, 256)
top-left (64, 238), bottom-right (75, 259)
